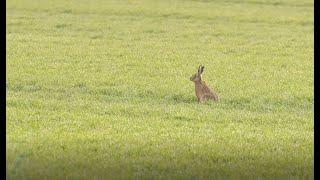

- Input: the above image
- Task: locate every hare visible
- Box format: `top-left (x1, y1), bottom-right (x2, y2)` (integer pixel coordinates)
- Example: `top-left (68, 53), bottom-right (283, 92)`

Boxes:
top-left (190, 65), bottom-right (219, 103)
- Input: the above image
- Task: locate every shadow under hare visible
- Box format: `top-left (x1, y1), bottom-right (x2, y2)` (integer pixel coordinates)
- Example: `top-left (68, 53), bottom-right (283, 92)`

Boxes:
top-left (190, 65), bottom-right (219, 103)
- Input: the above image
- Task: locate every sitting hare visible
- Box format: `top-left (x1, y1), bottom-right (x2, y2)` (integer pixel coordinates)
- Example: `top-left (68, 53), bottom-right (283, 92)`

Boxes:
top-left (190, 65), bottom-right (219, 103)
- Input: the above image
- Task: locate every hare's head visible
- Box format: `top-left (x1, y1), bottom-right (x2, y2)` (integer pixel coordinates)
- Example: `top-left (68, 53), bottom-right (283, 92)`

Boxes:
top-left (190, 65), bottom-right (204, 82)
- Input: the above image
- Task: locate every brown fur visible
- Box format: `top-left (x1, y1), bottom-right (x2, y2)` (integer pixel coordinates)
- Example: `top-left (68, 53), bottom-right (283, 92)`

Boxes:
top-left (190, 65), bottom-right (219, 103)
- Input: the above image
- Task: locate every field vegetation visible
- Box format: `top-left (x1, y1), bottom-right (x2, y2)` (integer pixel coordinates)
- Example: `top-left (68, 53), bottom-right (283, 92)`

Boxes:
top-left (6, 0), bottom-right (313, 179)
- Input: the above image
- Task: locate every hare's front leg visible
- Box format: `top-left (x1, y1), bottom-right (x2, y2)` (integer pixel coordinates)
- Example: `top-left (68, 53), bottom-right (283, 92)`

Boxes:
top-left (198, 97), bottom-right (204, 104)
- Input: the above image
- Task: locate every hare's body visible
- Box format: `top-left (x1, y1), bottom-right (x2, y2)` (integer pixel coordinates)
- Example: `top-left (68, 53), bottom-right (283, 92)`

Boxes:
top-left (190, 66), bottom-right (219, 103)
top-left (195, 80), bottom-right (219, 103)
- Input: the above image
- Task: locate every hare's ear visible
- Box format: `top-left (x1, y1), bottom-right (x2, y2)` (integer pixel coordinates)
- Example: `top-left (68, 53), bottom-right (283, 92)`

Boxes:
top-left (197, 65), bottom-right (202, 75)
top-left (199, 65), bottom-right (204, 74)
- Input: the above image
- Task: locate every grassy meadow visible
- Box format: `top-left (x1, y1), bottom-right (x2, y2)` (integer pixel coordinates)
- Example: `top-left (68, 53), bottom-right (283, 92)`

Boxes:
top-left (6, 0), bottom-right (314, 179)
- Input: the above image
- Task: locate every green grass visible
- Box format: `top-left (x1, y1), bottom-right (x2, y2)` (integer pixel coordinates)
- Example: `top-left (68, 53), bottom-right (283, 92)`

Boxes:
top-left (6, 0), bottom-right (314, 179)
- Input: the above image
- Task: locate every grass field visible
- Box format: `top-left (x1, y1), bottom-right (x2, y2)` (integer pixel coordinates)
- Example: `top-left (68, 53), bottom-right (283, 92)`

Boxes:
top-left (6, 0), bottom-right (314, 179)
